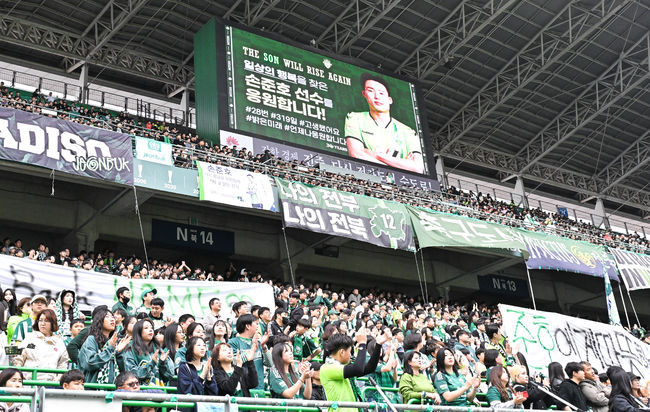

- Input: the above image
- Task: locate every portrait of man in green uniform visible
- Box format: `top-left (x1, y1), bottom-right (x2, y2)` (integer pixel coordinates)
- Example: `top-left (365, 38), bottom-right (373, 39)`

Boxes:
top-left (344, 73), bottom-right (424, 174)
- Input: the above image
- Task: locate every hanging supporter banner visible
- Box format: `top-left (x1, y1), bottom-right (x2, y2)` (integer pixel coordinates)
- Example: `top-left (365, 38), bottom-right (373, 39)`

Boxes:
top-left (499, 304), bottom-right (650, 380)
top-left (275, 178), bottom-right (415, 251)
top-left (220, 130), bottom-right (440, 190)
top-left (608, 247), bottom-right (650, 291)
top-left (519, 229), bottom-right (619, 281)
top-left (406, 205), bottom-right (528, 256)
top-left (0, 107), bottom-right (133, 184)
top-left (0, 254), bottom-right (274, 318)
top-left (135, 136), bottom-right (173, 165)
top-left (196, 161), bottom-right (277, 211)
top-left (603, 271), bottom-right (621, 326)
top-left (133, 159), bottom-right (199, 197)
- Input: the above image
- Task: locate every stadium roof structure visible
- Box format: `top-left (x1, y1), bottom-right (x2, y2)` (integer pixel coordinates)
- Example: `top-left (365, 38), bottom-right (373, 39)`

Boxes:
top-left (3, 0), bottom-right (650, 218)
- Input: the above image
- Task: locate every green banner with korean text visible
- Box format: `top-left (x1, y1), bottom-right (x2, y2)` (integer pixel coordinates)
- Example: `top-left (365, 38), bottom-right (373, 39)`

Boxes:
top-left (406, 205), bottom-right (528, 257)
top-left (274, 178), bottom-right (414, 251)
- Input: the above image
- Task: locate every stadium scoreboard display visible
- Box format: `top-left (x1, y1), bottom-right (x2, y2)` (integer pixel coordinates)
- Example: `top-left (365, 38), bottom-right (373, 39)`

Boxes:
top-left (195, 19), bottom-right (435, 181)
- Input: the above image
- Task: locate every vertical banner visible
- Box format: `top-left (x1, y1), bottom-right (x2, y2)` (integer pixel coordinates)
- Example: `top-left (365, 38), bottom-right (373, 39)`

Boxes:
top-left (275, 178), bottom-right (414, 250)
top-left (196, 161), bottom-right (277, 211)
top-left (603, 271), bottom-right (621, 326)
top-left (0, 107), bottom-right (133, 184)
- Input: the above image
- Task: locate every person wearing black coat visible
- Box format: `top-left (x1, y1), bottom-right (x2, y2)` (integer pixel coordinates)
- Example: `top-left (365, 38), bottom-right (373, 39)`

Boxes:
top-left (212, 342), bottom-right (258, 397)
top-left (177, 337), bottom-right (219, 412)
top-left (607, 366), bottom-right (649, 412)
top-left (510, 365), bottom-right (548, 410)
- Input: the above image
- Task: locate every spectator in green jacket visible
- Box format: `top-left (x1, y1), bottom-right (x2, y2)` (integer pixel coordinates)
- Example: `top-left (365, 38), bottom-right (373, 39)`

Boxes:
top-left (78, 309), bottom-right (131, 383)
top-left (123, 318), bottom-right (174, 385)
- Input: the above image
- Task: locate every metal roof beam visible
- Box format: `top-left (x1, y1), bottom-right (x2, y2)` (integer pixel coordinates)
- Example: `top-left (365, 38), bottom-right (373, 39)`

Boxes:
top-left (435, 0), bottom-right (633, 153)
top-left (397, 0), bottom-right (518, 79)
top-left (66, 0), bottom-right (149, 71)
top-left (516, 31), bottom-right (650, 175)
top-left (0, 15), bottom-right (192, 87)
top-left (443, 141), bottom-right (650, 212)
top-left (597, 128), bottom-right (650, 195)
top-left (335, 0), bottom-right (402, 55)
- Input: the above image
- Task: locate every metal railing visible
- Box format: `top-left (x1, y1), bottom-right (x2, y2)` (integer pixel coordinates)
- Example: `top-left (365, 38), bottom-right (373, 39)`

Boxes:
top-left (1, 96), bottom-right (649, 253)
top-left (0, 387), bottom-right (549, 412)
top-left (0, 67), bottom-right (195, 127)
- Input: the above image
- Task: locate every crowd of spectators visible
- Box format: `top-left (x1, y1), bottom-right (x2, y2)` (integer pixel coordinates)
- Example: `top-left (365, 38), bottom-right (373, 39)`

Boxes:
top-left (1, 83), bottom-right (648, 254)
top-left (0, 274), bottom-right (647, 411)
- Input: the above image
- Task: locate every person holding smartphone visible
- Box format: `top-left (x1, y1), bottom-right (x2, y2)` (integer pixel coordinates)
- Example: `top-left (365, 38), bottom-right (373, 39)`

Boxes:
top-left (486, 365), bottom-right (526, 409)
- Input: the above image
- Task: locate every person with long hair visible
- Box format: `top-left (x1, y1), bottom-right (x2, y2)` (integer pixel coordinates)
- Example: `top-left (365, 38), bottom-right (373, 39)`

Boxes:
top-left (13, 309), bottom-right (69, 381)
top-left (161, 322), bottom-right (185, 381)
top-left (6, 297), bottom-right (30, 345)
top-left (54, 290), bottom-right (82, 339)
top-left (175, 322), bottom-right (211, 368)
top-left (78, 309), bottom-right (131, 384)
top-left (212, 342), bottom-right (257, 396)
top-left (268, 341), bottom-right (313, 399)
top-left (177, 336), bottom-right (218, 411)
top-left (433, 348), bottom-right (480, 406)
top-left (486, 364), bottom-right (525, 408)
top-left (629, 373), bottom-right (649, 407)
top-left (207, 319), bottom-right (228, 348)
top-left (3, 289), bottom-right (17, 317)
top-left (549, 361), bottom-right (565, 392)
top-left (124, 318), bottom-right (175, 385)
top-left (0, 368), bottom-right (29, 411)
top-left (607, 366), bottom-right (647, 412)
top-left (398, 350), bottom-right (441, 404)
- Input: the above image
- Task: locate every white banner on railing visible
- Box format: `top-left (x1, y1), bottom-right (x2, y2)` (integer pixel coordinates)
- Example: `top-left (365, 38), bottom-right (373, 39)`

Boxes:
top-left (499, 304), bottom-right (650, 380)
top-left (0, 255), bottom-right (274, 319)
top-left (197, 161), bottom-right (277, 212)
top-left (135, 136), bottom-right (173, 165)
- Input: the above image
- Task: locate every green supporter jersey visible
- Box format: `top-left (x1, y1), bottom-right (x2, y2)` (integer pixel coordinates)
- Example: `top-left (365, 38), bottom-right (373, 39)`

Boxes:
top-left (229, 336), bottom-right (265, 390)
top-left (344, 112), bottom-right (421, 159)
top-left (433, 371), bottom-right (470, 406)
top-left (293, 334), bottom-right (318, 361)
top-left (269, 365), bottom-right (307, 399)
top-left (320, 363), bottom-right (358, 412)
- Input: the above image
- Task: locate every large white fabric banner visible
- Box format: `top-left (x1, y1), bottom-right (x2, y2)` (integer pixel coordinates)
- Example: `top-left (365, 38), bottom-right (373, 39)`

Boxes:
top-left (197, 161), bottom-right (277, 212)
top-left (0, 255), bottom-right (274, 319)
top-left (499, 304), bottom-right (650, 380)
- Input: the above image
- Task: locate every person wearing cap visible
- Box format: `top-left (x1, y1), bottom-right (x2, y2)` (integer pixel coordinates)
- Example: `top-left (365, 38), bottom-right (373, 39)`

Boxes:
top-left (11, 295), bottom-right (47, 343)
top-left (135, 288), bottom-right (157, 315)
top-left (112, 286), bottom-right (135, 316)
top-left (629, 372), bottom-right (649, 407)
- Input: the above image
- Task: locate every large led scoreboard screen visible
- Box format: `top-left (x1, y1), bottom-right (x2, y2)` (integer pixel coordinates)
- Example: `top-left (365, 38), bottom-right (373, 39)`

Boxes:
top-left (196, 20), bottom-right (433, 177)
